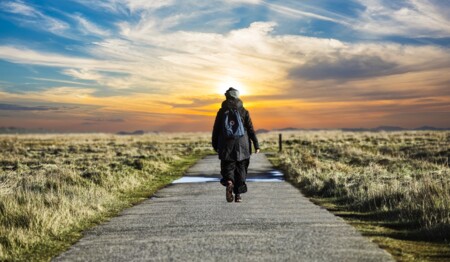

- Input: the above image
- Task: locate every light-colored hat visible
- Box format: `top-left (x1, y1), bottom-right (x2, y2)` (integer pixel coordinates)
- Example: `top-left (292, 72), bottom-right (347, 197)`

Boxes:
top-left (225, 87), bottom-right (239, 99)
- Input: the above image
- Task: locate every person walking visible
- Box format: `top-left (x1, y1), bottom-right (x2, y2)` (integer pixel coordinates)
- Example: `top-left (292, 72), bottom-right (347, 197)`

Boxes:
top-left (212, 87), bottom-right (260, 203)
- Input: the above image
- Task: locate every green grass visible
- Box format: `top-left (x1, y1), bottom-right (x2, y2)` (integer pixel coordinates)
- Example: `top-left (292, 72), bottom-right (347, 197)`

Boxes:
top-left (262, 130), bottom-right (450, 261)
top-left (0, 133), bottom-right (211, 261)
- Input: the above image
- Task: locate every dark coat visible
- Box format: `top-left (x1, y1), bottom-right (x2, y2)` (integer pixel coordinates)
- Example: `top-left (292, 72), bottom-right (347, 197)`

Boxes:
top-left (212, 98), bottom-right (259, 161)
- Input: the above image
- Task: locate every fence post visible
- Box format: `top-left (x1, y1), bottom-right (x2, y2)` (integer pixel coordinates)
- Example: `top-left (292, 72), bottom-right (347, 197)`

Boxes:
top-left (279, 133), bottom-right (282, 152)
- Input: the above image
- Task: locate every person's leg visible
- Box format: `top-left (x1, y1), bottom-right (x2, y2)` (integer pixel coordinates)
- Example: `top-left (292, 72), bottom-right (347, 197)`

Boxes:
top-left (234, 159), bottom-right (248, 196)
top-left (244, 158), bottom-right (250, 174)
top-left (221, 160), bottom-right (236, 202)
top-left (220, 160), bottom-right (235, 185)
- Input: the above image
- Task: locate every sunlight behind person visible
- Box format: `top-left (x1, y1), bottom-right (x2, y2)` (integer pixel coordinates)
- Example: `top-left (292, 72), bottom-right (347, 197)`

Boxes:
top-left (217, 78), bottom-right (248, 97)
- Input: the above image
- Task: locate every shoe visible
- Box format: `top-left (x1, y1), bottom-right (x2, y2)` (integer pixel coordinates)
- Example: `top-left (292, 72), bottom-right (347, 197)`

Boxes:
top-left (226, 181), bottom-right (234, 202)
top-left (235, 194), bottom-right (242, 203)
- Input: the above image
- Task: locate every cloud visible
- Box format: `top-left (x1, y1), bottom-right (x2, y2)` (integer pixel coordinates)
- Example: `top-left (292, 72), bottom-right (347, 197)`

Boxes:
top-left (71, 0), bottom-right (175, 14)
top-left (354, 0), bottom-right (450, 38)
top-left (0, 0), bottom-right (449, 131)
top-left (83, 117), bottom-right (125, 122)
top-left (1, 0), bottom-right (69, 36)
top-left (166, 97), bottom-right (222, 109)
top-left (285, 67), bottom-right (450, 104)
top-left (0, 46), bottom-right (142, 91)
top-left (1, 18), bottom-right (450, 101)
top-left (72, 14), bottom-right (111, 36)
top-left (70, 0), bottom-right (123, 14)
top-left (30, 77), bottom-right (92, 86)
top-left (230, 0), bottom-right (262, 4)
top-left (0, 46), bottom-right (106, 69)
top-left (1, 1), bottom-right (450, 131)
top-left (63, 69), bottom-right (104, 81)
top-left (260, 1), bottom-right (350, 25)
top-left (124, 0), bottom-right (175, 13)
top-left (1, 0), bottom-right (37, 16)
top-left (62, 69), bottom-right (146, 90)
top-left (38, 87), bottom-right (97, 99)
top-left (80, 122), bottom-right (98, 126)
top-left (289, 55), bottom-right (399, 81)
top-left (0, 103), bottom-right (60, 111)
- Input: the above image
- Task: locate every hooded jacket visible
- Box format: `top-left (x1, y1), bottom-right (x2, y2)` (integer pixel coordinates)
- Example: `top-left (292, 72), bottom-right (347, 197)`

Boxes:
top-left (212, 98), bottom-right (259, 161)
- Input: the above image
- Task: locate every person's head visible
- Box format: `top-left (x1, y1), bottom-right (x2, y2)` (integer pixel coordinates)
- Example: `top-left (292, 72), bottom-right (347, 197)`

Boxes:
top-left (225, 87), bottom-right (239, 100)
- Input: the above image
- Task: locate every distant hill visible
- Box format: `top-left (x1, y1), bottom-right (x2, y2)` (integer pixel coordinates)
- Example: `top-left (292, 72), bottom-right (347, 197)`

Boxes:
top-left (342, 126), bottom-right (450, 132)
top-left (116, 130), bottom-right (145, 135)
top-left (340, 128), bottom-right (370, 132)
top-left (0, 126), bottom-right (54, 134)
top-left (0, 127), bottom-right (162, 135)
top-left (256, 129), bottom-right (270, 134)
top-left (414, 126), bottom-right (449, 131)
top-left (373, 126), bottom-right (405, 131)
top-left (341, 126), bottom-right (406, 132)
top-left (273, 127), bottom-right (305, 132)
top-left (1, 126), bottom-right (449, 134)
top-left (273, 126), bottom-right (450, 132)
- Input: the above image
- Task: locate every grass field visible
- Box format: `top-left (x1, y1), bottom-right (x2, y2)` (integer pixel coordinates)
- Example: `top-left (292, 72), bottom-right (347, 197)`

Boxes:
top-left (0, 133), bottom-right (212, 261)
top-left (1, 131), bottom-right (449, 261)
top-left (260, 130), bottom-right (450, 261)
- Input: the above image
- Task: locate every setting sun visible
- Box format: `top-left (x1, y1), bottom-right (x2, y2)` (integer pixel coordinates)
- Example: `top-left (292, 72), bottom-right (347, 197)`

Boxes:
top-left (217, 79), bottom-right (248, 97)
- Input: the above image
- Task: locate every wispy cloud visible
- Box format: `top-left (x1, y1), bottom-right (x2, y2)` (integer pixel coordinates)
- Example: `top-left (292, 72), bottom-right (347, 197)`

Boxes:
top-left (0, 46), bottom-right (123, 72)
top-left (0, 103), bottom-right (61, 111)
top-left (62, 69), bottom-right (104, 81)
top-left (71, 14), bottom-right (111, 37)
top-left (260, 0), bottom-right (351, 25)
top-left (83, 117), bottom-right (125, 122)
top-left (166, 97), bottom-right (222, 109)
top-left (1, 0), bottom-right (69, 36)
top-left (30, 77), bottom-right (92, 86)
top-left (71, 0), bottom-right (175, 14)
top-left (123, 0), bottom-right (175, 13)
top-left (1, 0), bottom-right (37, 16)
top-left (354, 0), bottom-right (450, 38)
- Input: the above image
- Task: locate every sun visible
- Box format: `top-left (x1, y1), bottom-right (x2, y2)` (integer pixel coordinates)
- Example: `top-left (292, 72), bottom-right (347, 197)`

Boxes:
top-left (217, 79), bottom-right (248, 97)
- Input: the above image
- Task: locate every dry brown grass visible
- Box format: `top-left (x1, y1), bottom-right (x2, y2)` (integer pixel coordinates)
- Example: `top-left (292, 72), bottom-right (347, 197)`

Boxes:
top-left (260, 130), bottom-right (450, 260)
top-left (0, 133), bottom-right (211, 261)
top-left (2, 130), bottom-right (448, 260)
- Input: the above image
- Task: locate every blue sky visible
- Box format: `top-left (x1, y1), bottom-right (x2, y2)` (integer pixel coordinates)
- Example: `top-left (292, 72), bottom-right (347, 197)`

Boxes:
top-left (0, 0), bottom-right (449, 131)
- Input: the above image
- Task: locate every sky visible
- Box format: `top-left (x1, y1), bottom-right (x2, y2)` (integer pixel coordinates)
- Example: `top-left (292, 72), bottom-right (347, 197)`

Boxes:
top-left (0, 0), bottom-right (449, 132)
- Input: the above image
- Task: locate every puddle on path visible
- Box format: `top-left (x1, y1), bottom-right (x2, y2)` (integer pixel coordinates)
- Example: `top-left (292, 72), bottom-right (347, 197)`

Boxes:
top-left (172, 177), bottom-right (220, 184)
top-left (172, 170), bottom-right (285, 184)
top-left (247, 170), bottom-right (284, 182)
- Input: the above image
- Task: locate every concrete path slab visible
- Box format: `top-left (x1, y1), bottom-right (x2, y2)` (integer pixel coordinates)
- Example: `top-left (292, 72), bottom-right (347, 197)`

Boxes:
top-left (54, 154), bottom-right (393, 262)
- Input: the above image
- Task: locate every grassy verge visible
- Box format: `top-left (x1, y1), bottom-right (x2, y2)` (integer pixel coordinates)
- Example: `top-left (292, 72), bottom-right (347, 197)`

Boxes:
top-left (262, 130), bottom-right (450, 261)
top-left (311, 198), bottom-right (450, 261)
top-left (268, 155), bottom-right (450, 261)
top-left (0, 133), bottom-right (211, 261)
top-left (28, 153), bottom-right (203, 262)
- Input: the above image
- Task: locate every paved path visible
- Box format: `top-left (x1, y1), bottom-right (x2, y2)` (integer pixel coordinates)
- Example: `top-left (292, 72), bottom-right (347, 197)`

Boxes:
top-left (54, 154), bottom-right (393, 262)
